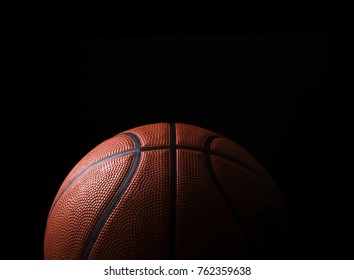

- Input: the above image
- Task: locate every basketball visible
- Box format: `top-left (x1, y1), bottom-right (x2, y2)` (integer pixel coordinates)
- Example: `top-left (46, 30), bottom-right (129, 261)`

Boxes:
top-left (44, 123), bottom-right (290, 259)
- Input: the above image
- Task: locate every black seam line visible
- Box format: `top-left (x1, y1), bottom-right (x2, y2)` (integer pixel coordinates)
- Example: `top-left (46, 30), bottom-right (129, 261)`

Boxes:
top-left (169, 123), bottom-right (177, 260)
top-left (204, 135), bottom-right (255, 256)
top-left (184, 146), bottom-right (266, 183)
top-left (209, 151), bottom-right (266, 183)
top-left (142, 145), bottom-right (265, 183)
top-left (49, 140), bottom-right (264, 220)
top-left (48, 148), bottom-right (137, 218)
top-left (141, 145), bottom-right (170, 151)
top-left (81, 132), bottom-right (142, 259)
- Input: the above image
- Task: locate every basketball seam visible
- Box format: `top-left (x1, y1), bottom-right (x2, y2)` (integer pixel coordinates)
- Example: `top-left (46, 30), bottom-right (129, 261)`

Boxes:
top-left (203, 135), bottom-right (254, 257)
top-left (143, 145), bottom-right (267, 182)
top-left (47, 130), bottom-right (267, 260)
top-left (47, 149), bottom-right (136, 218)
top-left (49, 141), bottom-right (265, 219)
top-left (81, 132), bottom-right (142, 259)
top-left (169, 123), bottom-right (177, 260)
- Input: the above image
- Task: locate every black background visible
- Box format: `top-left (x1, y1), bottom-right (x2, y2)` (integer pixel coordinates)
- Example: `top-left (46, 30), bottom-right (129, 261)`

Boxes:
top-left (1, 33), bottom-right (352, 260)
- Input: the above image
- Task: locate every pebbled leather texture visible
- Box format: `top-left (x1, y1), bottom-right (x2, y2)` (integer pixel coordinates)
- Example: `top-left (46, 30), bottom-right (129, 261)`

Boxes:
top-left (44, 123), bottom-right (289, 259)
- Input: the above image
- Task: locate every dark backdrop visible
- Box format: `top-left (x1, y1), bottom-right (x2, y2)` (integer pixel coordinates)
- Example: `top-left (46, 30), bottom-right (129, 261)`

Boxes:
top-left (1, 33), bottom-right (352, 260)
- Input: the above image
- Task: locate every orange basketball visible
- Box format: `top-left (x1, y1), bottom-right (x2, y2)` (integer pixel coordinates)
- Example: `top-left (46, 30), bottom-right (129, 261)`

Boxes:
top-left (44, 123), bottom-right (289, 259)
